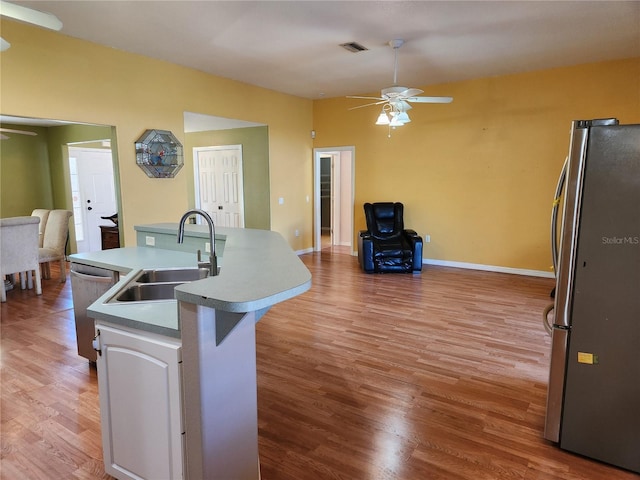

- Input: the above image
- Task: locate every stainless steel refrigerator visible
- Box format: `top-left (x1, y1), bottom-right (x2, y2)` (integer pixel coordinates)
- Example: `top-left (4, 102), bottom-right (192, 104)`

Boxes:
top-left (544, 118), bottom-right (640, 473)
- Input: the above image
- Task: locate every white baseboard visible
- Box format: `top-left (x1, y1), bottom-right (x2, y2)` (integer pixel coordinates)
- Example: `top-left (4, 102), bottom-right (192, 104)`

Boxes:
top-left (303, 248), bottom-right (554, 279)
top-left (422, 258), bottom-right (555, 278)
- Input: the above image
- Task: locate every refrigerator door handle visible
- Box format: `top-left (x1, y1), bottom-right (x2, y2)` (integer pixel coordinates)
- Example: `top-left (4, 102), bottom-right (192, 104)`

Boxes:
top-left (553, 124), bottom-right (589, 328)
top-left (551, 157), bottom-right (568, 274)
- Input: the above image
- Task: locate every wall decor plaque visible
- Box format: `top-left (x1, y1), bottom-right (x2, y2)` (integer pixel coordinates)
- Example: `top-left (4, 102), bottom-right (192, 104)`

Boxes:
top-left (135, 129), bottom-right (184, 178)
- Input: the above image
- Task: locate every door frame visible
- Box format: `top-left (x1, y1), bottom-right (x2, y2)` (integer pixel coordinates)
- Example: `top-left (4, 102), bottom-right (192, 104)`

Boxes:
top-left (66, 142), bottom-right (118, 253)
top-left (313, 146), bottom-right (355, 252)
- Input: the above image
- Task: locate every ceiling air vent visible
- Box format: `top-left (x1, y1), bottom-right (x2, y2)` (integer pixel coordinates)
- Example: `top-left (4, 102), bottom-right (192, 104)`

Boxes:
top-left (339, 42), bottom-right (368, 53)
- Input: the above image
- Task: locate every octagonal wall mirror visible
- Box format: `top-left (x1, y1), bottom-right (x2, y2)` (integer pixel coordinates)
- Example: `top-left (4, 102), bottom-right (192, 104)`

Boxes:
top-left (135, 129), bottom-right (184, 178)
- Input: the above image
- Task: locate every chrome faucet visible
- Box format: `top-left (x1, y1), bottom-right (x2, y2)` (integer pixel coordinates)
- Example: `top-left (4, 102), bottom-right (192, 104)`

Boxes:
top-left (177, 209), bottom-right (218, 276)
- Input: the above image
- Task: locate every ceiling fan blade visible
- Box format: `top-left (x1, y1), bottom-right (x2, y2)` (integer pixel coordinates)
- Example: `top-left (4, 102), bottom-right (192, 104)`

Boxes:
top-left (399, 88), bottom-right (423, 97)
top-left (348, 100), bottom-right (388, 110)
top-left (0, 127), bottom-right (37, 136)
top-left (0, 0), bottom-right (63, 31)
top-left (389, 99), bottom-right (413, 112)
top-left (406, 96), bottom-right (453, 104)
top-left (347, 95), bottom-right (385, 101)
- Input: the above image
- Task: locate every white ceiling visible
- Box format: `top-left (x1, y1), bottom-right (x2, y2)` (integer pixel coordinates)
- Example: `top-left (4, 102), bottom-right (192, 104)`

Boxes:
top-left (6, 1), bottom-right (640, 101)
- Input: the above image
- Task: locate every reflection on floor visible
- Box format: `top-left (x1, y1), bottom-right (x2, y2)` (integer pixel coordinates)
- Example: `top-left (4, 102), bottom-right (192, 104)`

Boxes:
top-left (321, 233), bottom-right (350, 255)
top-left (321, 232), bottom-right (331, 248)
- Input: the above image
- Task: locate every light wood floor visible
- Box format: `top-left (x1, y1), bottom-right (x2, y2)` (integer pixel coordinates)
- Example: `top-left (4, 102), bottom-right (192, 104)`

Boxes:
top-left (1, 254), bottom-right (638, 479)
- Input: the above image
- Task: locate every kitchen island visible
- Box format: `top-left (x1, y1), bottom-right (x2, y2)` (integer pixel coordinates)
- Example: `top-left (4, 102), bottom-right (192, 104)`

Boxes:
top-left (70, 225), bottom-right (311, 480)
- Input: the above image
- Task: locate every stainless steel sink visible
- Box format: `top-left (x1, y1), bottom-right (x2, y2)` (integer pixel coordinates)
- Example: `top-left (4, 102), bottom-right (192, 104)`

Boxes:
top-left (134, 267), bottom-right (209, 283)
top-left (107, 267), bottom-right (214, 303)
top-left (115, 282), bottom-right (183, 302)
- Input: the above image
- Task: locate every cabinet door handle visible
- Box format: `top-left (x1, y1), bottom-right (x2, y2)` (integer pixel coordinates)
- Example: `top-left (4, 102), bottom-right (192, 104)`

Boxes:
top-left (92, 329), bottom-right (102, 356)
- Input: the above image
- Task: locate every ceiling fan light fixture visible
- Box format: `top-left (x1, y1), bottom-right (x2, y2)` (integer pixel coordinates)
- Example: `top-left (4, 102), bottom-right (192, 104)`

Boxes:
top-left (375, 111), bottom-right (390, 125)
top-left (389, 116), bottom-right (405, 127)
top-left (396, 111), bottom-right (411, 123)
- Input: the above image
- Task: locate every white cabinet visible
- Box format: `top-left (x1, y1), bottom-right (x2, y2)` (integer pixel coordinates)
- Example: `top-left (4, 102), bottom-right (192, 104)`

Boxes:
top-left (95, 322), bottom-right (183, 480)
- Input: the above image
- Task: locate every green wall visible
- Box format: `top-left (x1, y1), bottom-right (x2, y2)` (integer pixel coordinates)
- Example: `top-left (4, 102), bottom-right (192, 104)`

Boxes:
top-left (0, 124), bottom-right (53, 217)
top-left (1, 121), bottom-right (118, 252)
top-left (45, 124), bottom-right (117, 210)
top-left (185, 126), bottom-right (270, 230)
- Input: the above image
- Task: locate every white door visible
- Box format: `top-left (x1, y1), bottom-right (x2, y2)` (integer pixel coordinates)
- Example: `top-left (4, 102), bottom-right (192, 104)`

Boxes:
top-left (69, 147), bottom-right (117, 253)
top-left (194, 145), bottom-right (244, 227)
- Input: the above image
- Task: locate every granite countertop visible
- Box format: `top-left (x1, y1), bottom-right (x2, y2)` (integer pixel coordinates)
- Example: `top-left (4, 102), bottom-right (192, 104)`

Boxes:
top-left (73, 226), bottom-right (311, 338)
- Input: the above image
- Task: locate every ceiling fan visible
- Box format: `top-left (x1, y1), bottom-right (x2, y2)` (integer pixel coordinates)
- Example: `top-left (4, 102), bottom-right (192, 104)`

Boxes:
top-left (0, 0), bottom-right (63, 51)
top-left (347, 39), bottom-right (452, 128)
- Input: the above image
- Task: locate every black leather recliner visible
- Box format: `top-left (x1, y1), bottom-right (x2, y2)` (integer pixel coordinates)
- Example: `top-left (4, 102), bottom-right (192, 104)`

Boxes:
top-left (357, 202), bottom-right (423, 273)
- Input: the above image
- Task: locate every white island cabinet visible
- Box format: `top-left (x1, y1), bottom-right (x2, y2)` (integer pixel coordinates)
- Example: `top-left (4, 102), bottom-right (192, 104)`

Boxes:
top-left (94, 322), bottom-right (184, 480)
top-left (82, 226), bottom-right (312, 480)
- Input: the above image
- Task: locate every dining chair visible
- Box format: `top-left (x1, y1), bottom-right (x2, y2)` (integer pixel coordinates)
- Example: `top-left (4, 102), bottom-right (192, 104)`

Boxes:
top-left (39, 209), bottom-right (73, 283)
top-left (31, 208), bottom-right (51, 247)
top-left (1, 216), bottom-right (42, 302)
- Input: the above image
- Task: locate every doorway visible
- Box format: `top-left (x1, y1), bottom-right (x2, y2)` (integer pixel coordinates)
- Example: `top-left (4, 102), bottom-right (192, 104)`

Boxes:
top-left (313, 147), bottom-right (355, 253)
top-left (68, 146), bottom-right (118, 253)
top-left (193, 145), bottom-right (245, 227)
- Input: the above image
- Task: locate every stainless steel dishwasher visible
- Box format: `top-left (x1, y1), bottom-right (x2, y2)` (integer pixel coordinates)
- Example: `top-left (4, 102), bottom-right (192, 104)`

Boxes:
top-left (70, 262), bottom-right (119, 363)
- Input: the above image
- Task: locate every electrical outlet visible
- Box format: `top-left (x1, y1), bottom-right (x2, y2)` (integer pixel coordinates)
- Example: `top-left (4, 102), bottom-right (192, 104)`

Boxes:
top-left (205, 242), bottom-right (211, 253)
top-left (425, 235), bottom-right (431, 243)
top-left (278, 197), bottom-right (284, 205)
top-left (145, 236), bottom-right (155, 246)
top-left (295, 229), bottom-right (300, 237)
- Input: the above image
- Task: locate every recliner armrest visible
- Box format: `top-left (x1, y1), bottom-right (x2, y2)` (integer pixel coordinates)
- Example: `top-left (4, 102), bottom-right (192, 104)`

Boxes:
top-left (403, 229), bottom-right (423, 272)
top-left (357, 231), bottom-right (375, 273)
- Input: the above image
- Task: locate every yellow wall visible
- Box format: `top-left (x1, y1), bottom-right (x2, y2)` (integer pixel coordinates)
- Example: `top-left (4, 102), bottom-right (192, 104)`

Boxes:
top-left (2, 19), bottom-right (638, 272)
top-left (0, 20), bottom-right (313, 248)
top-left (313, 57), bottom-right (640, 273)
